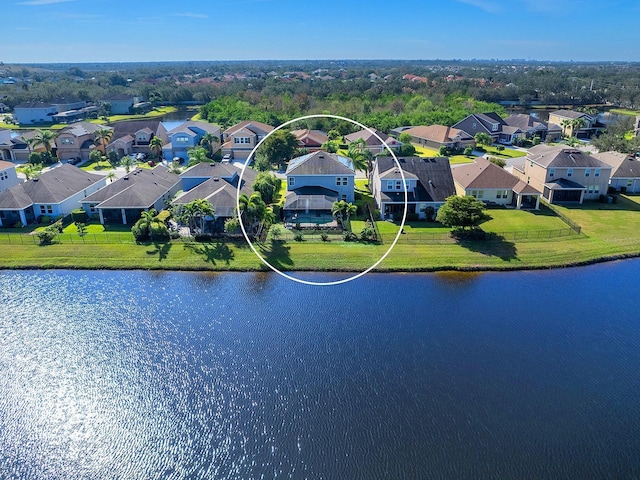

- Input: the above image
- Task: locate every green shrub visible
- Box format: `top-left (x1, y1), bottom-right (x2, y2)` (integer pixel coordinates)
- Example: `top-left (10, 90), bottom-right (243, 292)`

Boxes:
top-left (36, 228), bottom-right (57, 246)
top-left (131, 219), bottom-right (150, 241)
top-left (71, 208), bottom-right (88, 223)
top-left (150, 223), bottom-right (170, 240)
top-left (39, 215), bottom-right (50, 224)
top-left (372, 209), bottom-right (381, 221)
top-left (343, 231), bottom-right (358, 242)
top-left (293, 230), bottom-right (304, 242)
top-left (320, 232), bottom-right (329, 242)
top-left (406, 212), bottom-right (420, 222)
top-left (155, 210), bottom-right (171, 223)
top-left (359, 221), bottom-right (376, 242)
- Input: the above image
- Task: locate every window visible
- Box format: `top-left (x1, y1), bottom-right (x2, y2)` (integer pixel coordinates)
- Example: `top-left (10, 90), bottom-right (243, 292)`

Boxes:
top-left (472, 122), bottom-right (477, 129)
top-left (396, 180), bottom-right (402, 190)
top-left (567, 168), bottom-right (573, 177)
top-left (0, 172), bottom-right (7, 181)
top-left (386, 180), bottom-right (393, 190)
top-left (530, 161), bottom-right (534, 168)
top-left (588, 185), bottom-right (594, 193)
top-left (585, 168), bottom-right (590, 177)
top-left (234, 137), bottom-right (251, 144)
top-left (89, 204), bottom-right (97, 213)
top-left (288, 177), bottom-right (295, 187)
top-left (595, 169), bottom-right (601, 177)
top-left (628, 179), bottom-right (633, 187)
top-left (594, 185), bottom-right (600, 194)
top-left (491, 123), bottom-right (498, 132)
top-left (336, 177), bottom-right (341, 186)
top-left (337, 177), bottom-right (348, 186)
top-left (39, 205), bottom-right (53, 214)
top-left (548, 168), bottom-right (555, 178)
top-left (341, 194), bottom-right (347, 201)
top-left (470, 190), bottom-right (483, 199)
top-left (174, 136), bottom-right (189, 144)
top-left (496, 190), bottom-right (508, 199)
top-left (60, 137), bottom-right (73, 145)
top-left (477, 190), bottom-right (484, 199)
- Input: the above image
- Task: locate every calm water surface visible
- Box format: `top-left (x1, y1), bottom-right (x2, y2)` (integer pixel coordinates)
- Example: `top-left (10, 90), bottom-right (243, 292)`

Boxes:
top-left (1, 263), bottom-right (640, 479)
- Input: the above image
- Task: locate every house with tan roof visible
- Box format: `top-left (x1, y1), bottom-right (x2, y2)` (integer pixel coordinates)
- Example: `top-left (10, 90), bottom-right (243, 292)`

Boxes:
top-left (106, 120), bottom-right (168, 158)
top-left (453, 158), bottom-right (541, 209)
top-left (513, 144), bottom-right (612, 204)
top-left (402, 125), bottom-right (474, 150)
top-left (291, 129), bottom-right (328, 152)
top-left (55, 122), bottom-right (112, 161)
top-left (592, 151), bottom-right (640, 193)
top-left (344, 128), bottom-right (401, 154)
top-left (81, 166), bottom-right (180, 224)
top-left (370, 156), bottom-right (455, 220)
top-left (0, 164), bottom-right (105, 227)
top-left (221, 120), bottom-right (274, 161)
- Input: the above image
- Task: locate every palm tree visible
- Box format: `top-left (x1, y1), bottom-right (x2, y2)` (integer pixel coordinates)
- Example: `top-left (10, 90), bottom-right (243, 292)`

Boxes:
top-left (120, 155), bottom-right (133, 173)
top-left (94, 128), bottom-right (113, 154)
top-left (474, 132), bottom-right (493, 149)
top-left (347, 138), bottom-right (373, 174)
top-left (106, 171), bottom-right (116, 183)
top-left (200, 132), bottom-right (220, 156)
top-left (138, 209), bottom-right (163, 241)
top-left (178, 199), bottom-right (215, 234)
top-left (187, 146), bottom-right (208, 167)
top-left (31, 129), bottom-right (56, 162)
top-left (150, 136), bottom-right (164, 162)
top-left (238, 192), bottom-right (271, 237)
top-left (332, 200), bottom-right (357, 229)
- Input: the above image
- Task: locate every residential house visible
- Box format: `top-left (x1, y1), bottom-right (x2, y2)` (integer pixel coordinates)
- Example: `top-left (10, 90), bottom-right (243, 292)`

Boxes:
top-left (81, 166), bottom-right (180, 224)
top-left (0, 129), bottom-right (34, 162)
top-left (13, 101), bottom-right (57, 125)
top-left (173, 162), bottom-right (257, 232)
top-left (512, 144), bottom-right (612, 204)
top-left (548, 110), bottom-right (596, 138)
top-left (99, 94), bottom-right (146, 115)
top-left (503, 113), bottom-right (562, 142)
top-left (283, 151), bottom-right (355, 222)
top-left (291, 129), bottom-right (328, 152)
top-left (107, 120), bottom-right (168, 158)
top-left (0, 161), bottom-right (20, 192)
top-left (344, 128), bottom-right (401, 155)
top-left (370, 156), bottom-right (455, 220)
top-left (0, 129), bottom-right (17, 162)
top-left (452, 112), bottom-right (506, 143)
top-left (593, 151), bottom-right (640, 193)
top-left (401, 125), bottom-right (474, 150)
top-left (221, 120), bottom-right (274, 161)
top-left (452, 158), bottom-right (541, 209)
top-left (55, 122), bottom-right (112, 161)
top-left (162, 121), bottom-right (222, 162)
top-left (0, 164), bottom-right (105, 227)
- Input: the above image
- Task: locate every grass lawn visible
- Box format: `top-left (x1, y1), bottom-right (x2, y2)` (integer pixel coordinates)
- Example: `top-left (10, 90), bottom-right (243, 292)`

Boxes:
top-left (413, 145), bottom-right (439, 157)
top-left (609, 108), bottom-right (640, 116)
top-left (449, 155), bottom-right (475, 164)
top-left (481, 207), bottom-right (569, 233)
top-left (81, 159), bottom-right (113, 171)
top-left (483, 146), bottom-right (526, 158)
top-left (87, 106), bottom-right (177, 124)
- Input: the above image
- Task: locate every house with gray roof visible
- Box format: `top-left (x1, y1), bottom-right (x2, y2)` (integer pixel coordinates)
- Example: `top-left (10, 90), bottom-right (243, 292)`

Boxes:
top-left (512, 144), bottom-right (612, 204)
top-left (284, 151), bottom-right (355, 222)
top-left (162, 121), bottom-right (222, 162)
top-left (592, 151), bottom-right (640, 193)
top-left (503, 113), bottom-right (562, 142)
top-left (370, 156), bottom-right (455, 221)
top-left (55, 122), bottom-right (111, 161)
top-left (548, 110), bottom-right (597, 138)
top-left (452, 112), bottom-right (506, 142)
top-left (173, 162), bottom-right (257, 233)
top-left (453, 158), bottom-right (541, 209)
top-left (81, 166), bottom-right (180, 224)
top-left (99, 94), bottom-right (146, 115)
top-left (13, 101), bottom-right (57, 125)
top-left (107, 120), bottom-right (168, 158)
top-left (344, 128), bottom-right (401, 154)
top-left (0, 164), bottom-right (105, 227)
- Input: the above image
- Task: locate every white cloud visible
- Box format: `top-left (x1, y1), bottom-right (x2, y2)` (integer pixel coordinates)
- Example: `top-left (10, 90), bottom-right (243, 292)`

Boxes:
top-left (175, 13), bottom-right (208, 19)
top-left (18, 0), bottom-right (78, 5)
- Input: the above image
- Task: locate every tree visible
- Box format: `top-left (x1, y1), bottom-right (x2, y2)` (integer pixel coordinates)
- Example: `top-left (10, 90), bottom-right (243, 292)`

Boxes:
top-left (438, 145), bottom-right (449, 157)
top-left (120, 155), bottom-right (133, 173)
top-left (99, 102), bottom-right (111, 119)
top-left (106, 171), bottom-right (116, 183)
top-left (347, 138), bottom-right (373, 174)
top-left (252, 171), bottom-right (282, 204)
top-left (238, 192), bottom-right (273, 237)
top-left (168, 159), bottom-right (182, 174)
top-left (150, 136), bottom-right (164, 162)
top-left (436, 195), bottom-right (491, 231)
top-left (331, 200), bottom-right (357, 229)
top-left (398, 132), bottom-right (416, 156)
top-left (463, 145), bottom-right (474, 156)
top-left (321, 140), bottom-right (339, 153)
top-left (31, 129), bottom-right (56, 162)
top-left (255, 129), bottom-right (298, 170)
top-left (107, 150), bottom-right (120, 168)
top-left (187, 146), bottom-right (208, 167)
top-left (176, 198), bottom-right (214, 234)
top-left (89, 149), bottom-right (103, 165)
top-left (474, 132), bottom-right (493, 149)
top-left (488, 156), bottom-right (506, 168)
top-left (327, 129), bottom-right (342, 141)
top-left (200, 132), bottom-right (220, 156)
top-left (591, 116), bottom-right (640, 154)
top-left (131, 209), bottom-right (169, 241)
top-left (94, 128), bottom-right (113, 154)
top-left (75, 222), bottom-right (87, 242)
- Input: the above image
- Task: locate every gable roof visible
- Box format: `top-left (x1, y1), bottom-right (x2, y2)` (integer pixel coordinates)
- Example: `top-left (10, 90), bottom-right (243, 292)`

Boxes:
top-left (58, 122), bottom-right (110, 137)
top-left (223, 120), bottom-right (273, 136)
top-left (0, 164), bottom-right (103, 209)
top-left (592, 151), bottom-right (640, 178)
top-left (181, 161), bottom-right (241, 180)
top-left (286, 151), bottom-right (354, 175)
top-left (453, 157), bottom-right (525, 190)
top-left (550, 109), bottom-right (592, 120)
top-left (527, 145), bottom-right (610, 169)
top-left (504, 114), bottom-right (548, 131)
top-left (110, 120), bottom-right (166, 140)
top-left (168, 120), bottom-right (221, 136)
top-left (344, 128), bottom-right (391, 146)
top-left (375, 156), bottom-right (455, 202)
top-left (0, 160), bottom-right (15, 171)
top-left (15, 100), bottom-right (55, 109)
top-left (173, 177), bottom-right (253, 217)
top-left (403, 125), bottom-right (474, 144)
top-left (83, 166), bottom-right (179, 208)
top-left (100, 93), bottom-right (136, 101)
top-left (290, 129), bottom-right (328, 146)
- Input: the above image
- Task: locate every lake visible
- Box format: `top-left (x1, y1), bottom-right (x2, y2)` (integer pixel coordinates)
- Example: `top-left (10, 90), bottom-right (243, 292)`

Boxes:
top-left (1, 263), bottom-right (639, 479)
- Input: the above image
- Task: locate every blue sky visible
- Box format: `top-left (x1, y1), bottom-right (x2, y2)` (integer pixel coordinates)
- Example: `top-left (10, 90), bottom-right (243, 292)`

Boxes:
top-left (2, 0), bottom-right (639, 63)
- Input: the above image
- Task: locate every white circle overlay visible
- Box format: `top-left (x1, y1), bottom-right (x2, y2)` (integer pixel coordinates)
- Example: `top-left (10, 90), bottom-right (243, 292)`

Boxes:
top-left (236, 114), bottom-right (408, 286)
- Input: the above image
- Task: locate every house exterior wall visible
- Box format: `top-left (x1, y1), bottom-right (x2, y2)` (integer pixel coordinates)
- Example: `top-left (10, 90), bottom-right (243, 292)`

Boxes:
top-left (33, 177), bottom-right (106, 221)
top-left (288, 173), bottom-right (354, 202)
top-left (56, 133), bottom-right (93, 160)
top-left (108, 100), bottom-right (134, 115)
top-left (14, 106), bottom-right (57, 125)
top-left (610, 177), bottom-right (640, 193)
top-left (0, 166), bottom-right (20, 192)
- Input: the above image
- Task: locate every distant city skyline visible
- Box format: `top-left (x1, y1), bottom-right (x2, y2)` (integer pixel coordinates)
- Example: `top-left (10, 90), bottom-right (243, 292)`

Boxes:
top-left (2, 0), bottom-right (639, 63)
